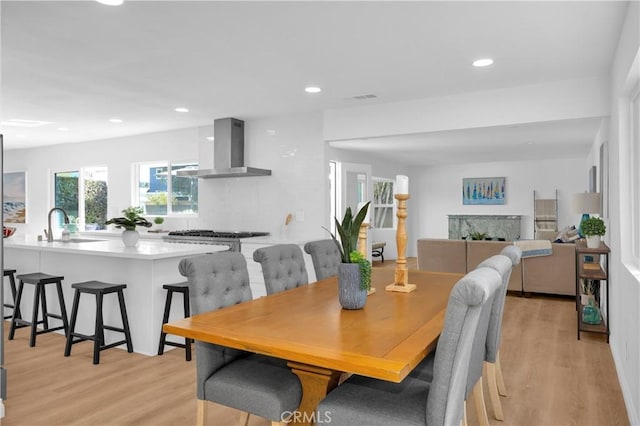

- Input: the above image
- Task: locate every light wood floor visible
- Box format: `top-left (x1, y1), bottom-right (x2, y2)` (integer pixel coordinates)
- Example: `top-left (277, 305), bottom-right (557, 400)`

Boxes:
top-left (1, 258), bottom-right (628, 425)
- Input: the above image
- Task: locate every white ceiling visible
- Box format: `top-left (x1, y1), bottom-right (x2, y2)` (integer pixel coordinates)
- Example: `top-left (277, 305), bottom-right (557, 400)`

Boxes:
top-left (0, 1), bottom-right (628, 165)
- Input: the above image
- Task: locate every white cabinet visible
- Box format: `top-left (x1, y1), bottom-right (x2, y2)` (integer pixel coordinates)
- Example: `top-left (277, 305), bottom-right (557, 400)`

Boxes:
top-left (241, 241), bottom-right (316, 298)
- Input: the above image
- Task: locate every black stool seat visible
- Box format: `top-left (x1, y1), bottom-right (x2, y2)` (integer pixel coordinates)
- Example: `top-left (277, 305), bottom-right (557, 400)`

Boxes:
top-left (3, 269), bottom-right (20, 320)
top-left (158, 282), bottom-right (192, 361)
top-left (64, 280), bottom-right (133, 364)
top-left (9, 272), bottom-right (68, 347)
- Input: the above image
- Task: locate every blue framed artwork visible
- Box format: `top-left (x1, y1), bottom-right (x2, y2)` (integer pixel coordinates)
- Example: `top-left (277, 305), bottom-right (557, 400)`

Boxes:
top-left (3, 171), bottom-right (27, 223)
top-left (462, 177), bottom-right (505, 205)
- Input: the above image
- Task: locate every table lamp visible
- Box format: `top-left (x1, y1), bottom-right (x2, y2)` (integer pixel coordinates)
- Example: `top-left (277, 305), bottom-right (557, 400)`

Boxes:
top-left (572, 192), bottom-right (601, 237)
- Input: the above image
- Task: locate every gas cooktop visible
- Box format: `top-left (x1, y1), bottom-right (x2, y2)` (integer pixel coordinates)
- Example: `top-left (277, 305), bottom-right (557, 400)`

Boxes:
top-left (166, 230), bottom-right (270, 239)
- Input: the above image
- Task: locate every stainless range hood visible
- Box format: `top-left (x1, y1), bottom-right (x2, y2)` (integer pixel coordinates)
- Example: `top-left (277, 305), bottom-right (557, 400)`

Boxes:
top-left (180, 117), bottom-right (271, 179)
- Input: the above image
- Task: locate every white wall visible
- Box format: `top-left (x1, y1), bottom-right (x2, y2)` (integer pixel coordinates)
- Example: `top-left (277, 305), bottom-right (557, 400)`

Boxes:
top-left (410, 157), bottom-right (586, 245)
top-left (324, 77), bottom-right (609, 141)
top-left (4, 127), bottom-right (200, 237)
top-left (3, 111), bottom-right (329, 243)
top-left (194, 112), bottom-right (328, 241)
top-left (327, 146), bottom-right (410, 261)
top-left (604, 2), bottom-right (640, 424)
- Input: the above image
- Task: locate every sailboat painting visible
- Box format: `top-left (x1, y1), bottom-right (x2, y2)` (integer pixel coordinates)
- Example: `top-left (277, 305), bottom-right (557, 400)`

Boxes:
top-left (462, 177), bottom-right (506, 205)
top-left (3, 171), bottom-right (27, 223)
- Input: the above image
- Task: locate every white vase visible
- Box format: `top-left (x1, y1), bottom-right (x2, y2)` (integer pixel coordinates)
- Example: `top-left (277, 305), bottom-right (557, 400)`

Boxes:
top-left (122, 230), bottom-right (139, 247)
top-left (586, 235), bottom-right (601, 249)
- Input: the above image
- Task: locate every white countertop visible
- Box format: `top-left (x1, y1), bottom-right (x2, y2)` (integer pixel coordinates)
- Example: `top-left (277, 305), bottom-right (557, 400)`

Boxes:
top-left (4, 235), bottom-right (225, 260)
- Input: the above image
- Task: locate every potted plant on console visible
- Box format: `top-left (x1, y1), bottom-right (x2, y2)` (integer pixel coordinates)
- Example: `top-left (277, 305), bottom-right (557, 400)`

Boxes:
top-left (325, 202), bottom-right (372, 310)
top-left (106, 206), bottom-right (152, 247)
top-left (581, 216), bottom-right (606, 249)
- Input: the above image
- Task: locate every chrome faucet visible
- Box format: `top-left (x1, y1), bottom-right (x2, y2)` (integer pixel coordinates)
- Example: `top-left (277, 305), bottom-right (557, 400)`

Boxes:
top-left (44, 207), bottom-right (70, 242)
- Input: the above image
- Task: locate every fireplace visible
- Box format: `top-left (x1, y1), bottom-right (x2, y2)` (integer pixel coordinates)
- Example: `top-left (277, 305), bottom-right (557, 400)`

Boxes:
top-left (448, 215), bottom-right (521, 241)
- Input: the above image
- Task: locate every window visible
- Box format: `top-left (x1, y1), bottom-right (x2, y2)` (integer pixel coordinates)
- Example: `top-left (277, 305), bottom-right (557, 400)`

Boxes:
top-left (54, 166), bottom-right (108, 230)
top-left (135, 161), bottom-right (198, 216)
top-left (372, 178), bottom-right (394, 229)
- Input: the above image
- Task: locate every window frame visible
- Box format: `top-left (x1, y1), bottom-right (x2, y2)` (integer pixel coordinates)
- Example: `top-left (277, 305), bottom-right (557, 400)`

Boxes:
top-left (133, 160), bottom-right (199, 218)
top-left (372, 177), bottom-right (396, 230)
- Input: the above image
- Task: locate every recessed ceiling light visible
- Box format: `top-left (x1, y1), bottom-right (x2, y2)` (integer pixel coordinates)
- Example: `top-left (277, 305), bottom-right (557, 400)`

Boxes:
top-left (109, 118), bottom-right (123, 123)
top-left (473, 58), bottom-right (494, 67)
top-left (96, 0), bottom-right (123, 6)
top-left (175, 107), bottom-right (189, 113)
top-left (305, 86), bottom-right (322, 94)
top-left (57, 127), bottom-right (69, 132)
top-left (206, 136), bottom-right (215, 141)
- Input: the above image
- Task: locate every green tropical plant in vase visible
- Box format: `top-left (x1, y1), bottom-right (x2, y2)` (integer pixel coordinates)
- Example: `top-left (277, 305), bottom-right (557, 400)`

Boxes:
top-left (324, 202), bottom-right (372, 298)
top-left (106, 207), bottom-right (152, 231)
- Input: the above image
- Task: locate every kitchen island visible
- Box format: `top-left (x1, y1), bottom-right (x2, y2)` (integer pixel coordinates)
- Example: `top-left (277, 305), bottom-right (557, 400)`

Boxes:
top-left (4, 235), bottom-right (226, 355)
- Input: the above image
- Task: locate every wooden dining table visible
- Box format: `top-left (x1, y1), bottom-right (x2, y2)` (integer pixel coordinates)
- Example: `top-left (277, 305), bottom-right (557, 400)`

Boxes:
top-left (163, 268), bottom-right (462, 425)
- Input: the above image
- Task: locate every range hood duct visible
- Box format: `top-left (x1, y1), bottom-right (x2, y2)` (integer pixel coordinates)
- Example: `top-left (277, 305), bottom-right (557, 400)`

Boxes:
top-left (184, 117), bottom-right (271, 179)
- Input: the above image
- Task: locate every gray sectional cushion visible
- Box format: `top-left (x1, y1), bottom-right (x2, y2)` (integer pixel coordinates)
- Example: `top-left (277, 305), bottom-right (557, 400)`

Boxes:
top-left (253, 244), bottom-right (309, 294)
top-left (319, 266), bottom-right (502, 426)
top-left (304, 239), bottom-right (342, 280)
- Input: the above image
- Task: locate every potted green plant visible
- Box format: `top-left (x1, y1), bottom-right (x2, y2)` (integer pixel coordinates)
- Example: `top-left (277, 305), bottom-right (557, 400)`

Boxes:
top-left (581, 216), bottom-right (605, 248)
top-left (106, 206), bottom-right (152, 247)
top-left (151, 216), bottom-right (165, 232)
top-left (325, 202), bottom-right (371, 309)
top-left (469, 231), bottom-right (488, 240)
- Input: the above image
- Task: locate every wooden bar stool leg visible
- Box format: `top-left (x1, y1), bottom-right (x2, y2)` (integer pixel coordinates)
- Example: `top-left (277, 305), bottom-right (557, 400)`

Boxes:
top-left (9, 280), bottom-right (24, 340)
top-left (29, 284), bottom-right (42, 347)
top-left (117, 290), bottom-right (133, 353)
top-left (157, 289), bottom-right (173, 355)
top-left (64, 289), bottom-right (81, 357)
top-left (183, 290), bottom-right (192, 361)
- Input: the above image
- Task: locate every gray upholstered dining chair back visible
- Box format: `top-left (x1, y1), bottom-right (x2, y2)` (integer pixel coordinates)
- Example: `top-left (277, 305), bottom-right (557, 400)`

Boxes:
top-left (464, 256), bottom-right (511, 397)
top-left (179, 252), bottom-right (302, 425)
top-left (426, 266), bottom-right (502, 426)
top-left (481, 247), bottom-right (522, 363)
top-left (179, 251), bottom-right (252, 315)
top-left (303, 239), bottom-right (341, 280)
top-left (316, 264), bottom-right (502, 426)
top-left (253, 244), bottom-right (309, 295)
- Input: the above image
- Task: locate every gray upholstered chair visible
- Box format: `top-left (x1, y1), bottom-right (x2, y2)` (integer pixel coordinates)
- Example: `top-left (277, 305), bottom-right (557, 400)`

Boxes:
top-left (179, 252), bottom-right (302, 426)
top-left (479, 245), bottom-right (522, 421)
top-left (253, 244), bottom-right (309, 295)
top-left (303, 239), bottom-right (341, 280)
top-left (469, 254), bottom-right (513, 425)
top-left (317, 267), bottom-right (503, 426)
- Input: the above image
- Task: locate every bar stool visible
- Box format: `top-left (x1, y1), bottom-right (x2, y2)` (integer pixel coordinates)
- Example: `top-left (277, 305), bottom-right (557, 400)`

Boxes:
top-left (8, 272), bottom-right (69, 347)
top-left (64, 281), bottom-right (133, 365)
top-left (3, 269), bottom-right (20, 320)
top-left (157, 282), bottom-right (192, 361)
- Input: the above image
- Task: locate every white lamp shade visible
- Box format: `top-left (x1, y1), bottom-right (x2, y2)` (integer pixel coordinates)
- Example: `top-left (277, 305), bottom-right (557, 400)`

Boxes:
top-left (572, 192), bottom-right (601, 214)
